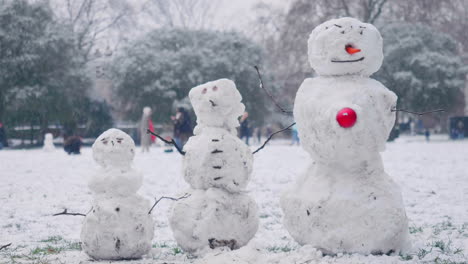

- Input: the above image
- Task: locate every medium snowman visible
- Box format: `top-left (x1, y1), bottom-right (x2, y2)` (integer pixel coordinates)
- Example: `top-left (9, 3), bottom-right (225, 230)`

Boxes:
top-left (81, 128), bottom-right (154, 260)
top-left (280, 17), bottom-right (410, 255)
top-left (169, 79), bottom-right (258, 254)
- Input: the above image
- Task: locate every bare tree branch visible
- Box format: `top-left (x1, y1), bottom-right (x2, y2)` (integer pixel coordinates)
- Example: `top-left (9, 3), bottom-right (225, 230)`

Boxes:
top-left (148, 193), bottom-right (191, 214)
top-left (253, 122), bottom-right (296, 154)
top-left (254, 66), bottom-right (293, 116)
top-left (146, 129), bottom-right (186, 155)
top-left (0, 243), bottom-right (12, 251)
top-left (53, 209), bottom-right (86, 217)
top-left (391, 108), bottom-right (445, 116)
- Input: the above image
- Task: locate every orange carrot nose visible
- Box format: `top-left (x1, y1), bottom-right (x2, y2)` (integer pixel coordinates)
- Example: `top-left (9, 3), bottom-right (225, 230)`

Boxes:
top-left (345, 45), bottom-right (361, 54)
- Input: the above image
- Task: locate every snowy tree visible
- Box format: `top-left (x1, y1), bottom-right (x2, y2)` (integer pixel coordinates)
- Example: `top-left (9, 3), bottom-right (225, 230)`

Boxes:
top-left (50, 0), bottom-right (134, 65)
top-left (111, 28), bottom-right (268, 124)
top-left (0, 0), bottom-right (109, 138)
top-left (375, 23), bottom-right (466, 111)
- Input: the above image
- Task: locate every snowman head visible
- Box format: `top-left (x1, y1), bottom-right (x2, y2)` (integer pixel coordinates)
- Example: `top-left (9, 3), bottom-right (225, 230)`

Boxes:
top-left (44, 133), bottom-right (53, 141)
top-left (92, 128), bottom-right (135, 168)
top-left (189, 79), bottom-right (245, 132)
top-left (308, 17), bottom-right (383, 76)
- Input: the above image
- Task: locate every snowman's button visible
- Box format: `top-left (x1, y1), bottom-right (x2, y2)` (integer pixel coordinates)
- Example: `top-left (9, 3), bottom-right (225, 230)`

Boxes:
top-left (336, 107), bottom-right (357, 128)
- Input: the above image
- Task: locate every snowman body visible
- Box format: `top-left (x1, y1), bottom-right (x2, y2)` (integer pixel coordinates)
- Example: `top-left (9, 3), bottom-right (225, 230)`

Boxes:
top-left (81, 128), bottom-right (154, 260)
top-left (43, 133), bottom-right (55, 152)
top-left (169, 79), bottom-right (258, 253)
top-left (281, 17), bottom-right (409, 255)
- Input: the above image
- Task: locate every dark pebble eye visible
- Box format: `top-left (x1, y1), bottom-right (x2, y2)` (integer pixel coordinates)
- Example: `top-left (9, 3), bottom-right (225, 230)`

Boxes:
top-left (115, 207), bottom-right (120, 212)
top-left (202, 88), bottom-right (207, 94)
top-left (212, 86), bottom-right (218, 91)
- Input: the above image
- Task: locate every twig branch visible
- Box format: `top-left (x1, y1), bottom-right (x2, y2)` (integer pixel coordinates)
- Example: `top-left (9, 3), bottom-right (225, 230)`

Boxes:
top-left (146, 129), bottom-right (186, 155)
top-left (254, 66), bottom-right (293, 116)
top-left (53, 209), bottom-right (86, 217)
top-left (0, 243), bottom-right (11, 250)
top-left (148, 193), bottom-right (191, 214)
top-left (253, 122), bottom-right (296, 154)
top-left (391, 108), bottom-right (445, 116)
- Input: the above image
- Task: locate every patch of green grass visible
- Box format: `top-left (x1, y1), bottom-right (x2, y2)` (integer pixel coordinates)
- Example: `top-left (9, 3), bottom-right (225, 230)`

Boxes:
top-left (399, 253), bottom-right (413, 261)
top-left (39, 236), bottom-right (63, 243)
top-left (31, 245), bottom-right (63, 255)
top-left (65, 241), bottom-right (81, 251)
top-left (172, 247), bottom-right (182, 255)
top-left (409, 226), bottom-right (423, 234)
top-left (417, 247), bottom-right (433, 259)
top-left (152, 242), bottom-right (170, 248)
top-left (267, 245), bottom-right (293, 253)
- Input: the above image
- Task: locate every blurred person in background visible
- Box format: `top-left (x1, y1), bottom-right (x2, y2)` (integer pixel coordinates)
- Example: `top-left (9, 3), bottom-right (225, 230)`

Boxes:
top-left (0, 122), bottom-right (8, 149)
top-left (64, 135), bottom-right (82, 155)
top-left (171, 107), bottom-right (193, 148)
top-left (239, 111), bottom-right (250, 145)
top-left (291, 124), bottom-right (300, 145)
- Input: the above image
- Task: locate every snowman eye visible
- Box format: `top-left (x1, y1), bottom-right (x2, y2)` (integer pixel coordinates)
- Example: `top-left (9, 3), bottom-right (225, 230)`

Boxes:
top-left (116, 138), bottom-right (123, 144)
top-left (212, 86), bottom-right (218, 91)
top-left (202, 88), bottom-right (207, 94)
top-left (101, 138), bottom-right (108, 145)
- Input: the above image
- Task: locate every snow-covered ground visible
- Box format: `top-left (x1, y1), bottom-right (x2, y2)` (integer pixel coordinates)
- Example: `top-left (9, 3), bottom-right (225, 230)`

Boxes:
top-left (0, 135), bottom-right (467, 263)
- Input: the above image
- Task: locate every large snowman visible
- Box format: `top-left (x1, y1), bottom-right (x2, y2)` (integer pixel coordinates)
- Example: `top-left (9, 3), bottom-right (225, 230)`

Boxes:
top-left (81, 128), bottom-right (154, 260)
top-left (280, 17), bottom-right (410, 255)
top-left (169, 79), bottom-right (258, 254)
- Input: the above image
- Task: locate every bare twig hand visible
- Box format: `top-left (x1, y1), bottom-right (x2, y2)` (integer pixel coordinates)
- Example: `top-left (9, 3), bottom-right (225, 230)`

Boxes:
top-left (148, 193), bottom-right (191, 214)
top-left (53, 209), bottom-right (86, 217)
top-left (254, 66), bottom-right (294, 116)
top-left (253, 122), bottom-right (296, 154)
top-left (146, 129), bottom-right (186, 155)
top-left (0, 243), bottom-right (12, 250)
top-left (391, 108), bottom-right (444, 116)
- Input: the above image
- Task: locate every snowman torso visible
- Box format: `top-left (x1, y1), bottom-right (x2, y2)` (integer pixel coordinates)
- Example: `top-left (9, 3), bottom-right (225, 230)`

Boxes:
top-left (183, 127), bottom-right (253, 193)
top-left (281, 17), bottom-right (410, 255)
top-left (294, 76), bottom-right (397, 162)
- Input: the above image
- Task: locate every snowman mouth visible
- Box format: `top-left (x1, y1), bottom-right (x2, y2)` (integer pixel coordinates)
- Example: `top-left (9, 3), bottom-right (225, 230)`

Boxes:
top-left (209, 100), bottom-right (217, 107)
top-left (331, 57), bottom-right (365, 63)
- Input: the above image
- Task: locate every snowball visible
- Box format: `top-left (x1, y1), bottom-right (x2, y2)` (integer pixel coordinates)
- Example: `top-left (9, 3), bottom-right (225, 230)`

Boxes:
top-left (189, 79), bottom-right (245, 135)
top-left (169, 188), bottom-right (258, 253)
top-left (308, 17), bottom-right (383, 76)
top-left (43, 133), bottom-right (55, 152)
top-left (183, 127), bottom-right (253, 193)
top-left (81, 194), bottom-right (154, 260)
top-left (92, 128), bottom-right (135, 168)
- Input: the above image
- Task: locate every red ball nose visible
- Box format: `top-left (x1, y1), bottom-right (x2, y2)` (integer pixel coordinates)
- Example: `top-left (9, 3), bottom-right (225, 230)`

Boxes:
top-left (336, 107), bottom-right (357, 128)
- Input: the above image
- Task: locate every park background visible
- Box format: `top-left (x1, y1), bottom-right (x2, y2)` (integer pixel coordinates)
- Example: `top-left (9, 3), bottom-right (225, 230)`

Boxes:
top-left (0, 0), bottom-right (467, 146)
top-left (0, 1), bottom-right (468, 264)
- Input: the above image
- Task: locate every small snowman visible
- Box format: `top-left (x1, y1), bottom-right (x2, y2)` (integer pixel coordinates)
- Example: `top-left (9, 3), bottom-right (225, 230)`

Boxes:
top-left (81, 128), bottom-right (154, 260)
top-left (43, 133), bottom-right (55, 152)
top-left (169, 79), bottom-right (258, 254)
top-left (281, 17), bottom-right (410, 255)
